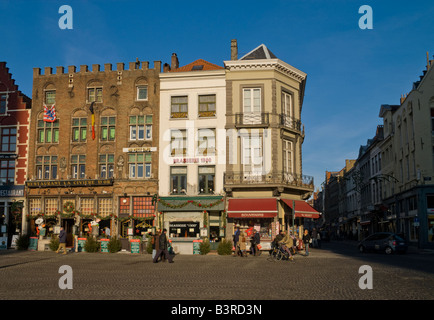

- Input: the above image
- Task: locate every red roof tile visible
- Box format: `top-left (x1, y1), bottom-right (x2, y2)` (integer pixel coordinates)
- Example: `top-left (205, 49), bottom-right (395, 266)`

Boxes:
top-left (171, 59), bottom-right (223, 72)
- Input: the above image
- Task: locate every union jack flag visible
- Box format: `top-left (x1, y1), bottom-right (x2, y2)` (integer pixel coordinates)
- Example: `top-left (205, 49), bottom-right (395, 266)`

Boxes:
top-left (43, 104), bottom-right (56, 122)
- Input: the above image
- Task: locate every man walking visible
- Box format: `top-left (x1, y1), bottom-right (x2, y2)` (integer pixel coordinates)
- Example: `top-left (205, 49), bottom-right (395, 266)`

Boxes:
top-left (56, 227), bottom-right (67, 254)
top-left (153, 229), bottom-right (174, 263)
top-left (233, 227), bottom-right (240, 256)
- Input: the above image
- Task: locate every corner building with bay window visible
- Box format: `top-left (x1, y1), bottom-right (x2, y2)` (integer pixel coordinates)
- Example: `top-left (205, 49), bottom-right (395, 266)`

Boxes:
top-left (224, 41), bottom-right (319, 250)
top-left (26, 60), bottom-right (161, 249)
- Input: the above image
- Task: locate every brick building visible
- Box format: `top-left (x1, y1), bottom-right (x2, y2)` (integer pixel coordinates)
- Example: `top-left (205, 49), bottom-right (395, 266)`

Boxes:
top-left (0, 62), bottom-right (31, 248)
top-left (26, 60), bottom-right (161, 248)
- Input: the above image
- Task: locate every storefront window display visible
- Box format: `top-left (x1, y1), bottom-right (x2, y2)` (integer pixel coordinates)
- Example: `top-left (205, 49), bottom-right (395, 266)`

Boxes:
top-left (169, 221), bottom-right (200, 238)
top-left (233, 218), bottom-right (272, 241)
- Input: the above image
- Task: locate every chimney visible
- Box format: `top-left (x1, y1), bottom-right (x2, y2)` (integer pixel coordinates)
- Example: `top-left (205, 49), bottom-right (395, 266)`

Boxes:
top-left (427, 52), bottom-right (430, 70)
top-left (171, 53), bottom-right (179, 70)
top-left (231, 39), bottom-right (238, 60)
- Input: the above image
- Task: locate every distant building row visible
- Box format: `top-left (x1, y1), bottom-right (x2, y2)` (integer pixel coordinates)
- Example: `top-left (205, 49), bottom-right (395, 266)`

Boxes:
top-left (315, 54), bottom-right (434, 249)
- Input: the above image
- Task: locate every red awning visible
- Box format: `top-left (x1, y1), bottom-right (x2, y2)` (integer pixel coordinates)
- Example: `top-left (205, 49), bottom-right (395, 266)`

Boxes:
top-left (281, 199), bottom-right (321, 219)
top-left (227, 198), bottom-right (278, 218)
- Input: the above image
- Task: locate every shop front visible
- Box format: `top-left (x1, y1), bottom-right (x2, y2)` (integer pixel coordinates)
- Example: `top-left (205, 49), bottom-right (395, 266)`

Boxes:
top-left (0, 185), bottom-right (25, 249)
top-left (280, 199), bottom-right (321, 245)
top-left (227, 198), bottom-right (279, 251)
top-left (157, 196), bottom-right (225, 254)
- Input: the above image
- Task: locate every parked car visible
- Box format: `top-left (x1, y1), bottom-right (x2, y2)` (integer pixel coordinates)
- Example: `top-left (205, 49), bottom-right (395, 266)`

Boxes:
top-left (358, 232), bottom-right (407, 254)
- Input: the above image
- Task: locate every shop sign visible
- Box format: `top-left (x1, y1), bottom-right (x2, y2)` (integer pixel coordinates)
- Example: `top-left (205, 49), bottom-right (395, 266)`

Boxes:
top-left (28, 237), bottom-right (38, 251)
top-left (123, 147), bottom-right (157, 153)
top-left (130, 239), bottom-right (141, 253)
top-left (26, 179), bottom-right (113, 188)
top-left (0, 185), bottom-right (24, 197)
top-left (100, 239), bottom-right (109, 253)
top-left (0, 237), bottom-right (7, 250)
top-left (172, 157), bottom-right (213, 164)
top-left (77, 238), bottom-right (87, 252)
top-left (193, 239), bottom-right (202, 254)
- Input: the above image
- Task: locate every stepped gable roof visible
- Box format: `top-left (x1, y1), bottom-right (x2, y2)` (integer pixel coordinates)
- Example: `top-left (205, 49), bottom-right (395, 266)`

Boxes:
top-left (172, 59), bottom-right (223, 72)
top-left (240, 44), bottom-right (277, 60)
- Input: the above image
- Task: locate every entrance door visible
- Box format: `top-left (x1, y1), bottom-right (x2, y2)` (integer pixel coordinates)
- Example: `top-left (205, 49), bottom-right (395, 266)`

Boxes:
top-left (61, 219), bottom-right (74, 247)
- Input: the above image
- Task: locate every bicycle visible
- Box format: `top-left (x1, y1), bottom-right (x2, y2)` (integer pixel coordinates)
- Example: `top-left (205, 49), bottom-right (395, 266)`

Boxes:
top-left (268, 245), bottom-right (294, 262)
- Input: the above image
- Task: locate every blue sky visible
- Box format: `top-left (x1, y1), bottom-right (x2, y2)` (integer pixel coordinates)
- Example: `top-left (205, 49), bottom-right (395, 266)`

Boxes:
top-left (1, 0), bottom-right (434, 191)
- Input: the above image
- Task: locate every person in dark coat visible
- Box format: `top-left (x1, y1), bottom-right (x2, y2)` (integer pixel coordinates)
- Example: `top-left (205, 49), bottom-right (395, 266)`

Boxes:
top-left (153, 229), bottom-right (174, 263)
top-left (233, 227), bottom-right (240, 256)
top-left (251, 229), bottom-right (261, 256)
top-left (56, 227), bottom-right (67, 254)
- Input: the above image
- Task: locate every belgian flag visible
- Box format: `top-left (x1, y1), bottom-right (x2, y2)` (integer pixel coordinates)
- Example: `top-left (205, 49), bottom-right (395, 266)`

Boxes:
top-left (89, 102), bottom-right (95, 140)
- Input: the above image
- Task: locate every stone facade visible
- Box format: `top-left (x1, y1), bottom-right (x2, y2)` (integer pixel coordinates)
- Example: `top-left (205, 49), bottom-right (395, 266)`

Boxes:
top-left (26, 60), bottom-right (161, 243)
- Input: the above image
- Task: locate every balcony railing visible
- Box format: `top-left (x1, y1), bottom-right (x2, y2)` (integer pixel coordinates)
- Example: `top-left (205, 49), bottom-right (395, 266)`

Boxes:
top-left (235, 112), bottom-right (269, 126)
top-left (224, 171), bottom-right (314, 189)
top-left (280, 114), bottom-right (304, 133)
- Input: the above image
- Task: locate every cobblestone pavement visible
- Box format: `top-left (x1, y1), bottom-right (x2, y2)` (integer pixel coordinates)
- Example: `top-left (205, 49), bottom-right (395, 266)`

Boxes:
top-left (0, 241), bottom-right (433, 301)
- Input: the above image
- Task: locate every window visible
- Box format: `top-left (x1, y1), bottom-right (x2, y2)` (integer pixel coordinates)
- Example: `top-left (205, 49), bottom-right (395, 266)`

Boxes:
top-left (45, 90), bottom-right (56, 105)
top-left (282, 91), bottom-right (293, 117)
top-left (241, 135), bottom-right (263, 173)
top-left (198, 94), bottom-right (216, 117)
top-left (170, 166), bottom-right (187, 194)
top-left (29, 198), bottom-right (42, 216)
top-left (45, 198), bottom-right (58, 215)
top-left (136, 86), bottom-right (148, 101)
top-left (100, 116), bottom-right (115, 141)
top-left (1, 128), bottom-right (16, 152)
top-left (431, 109), bottom-right (434, 134)
top-left (197, 128), bottom-right (215, 156)
top-left (282, 91), bottom-right (293, 127)
top-left (129, 115), bottom-right (152, 140)
top-left (36, 156), bottom-right (57, 180)
top-left (37, 120), bottom-right (59, 143)
top-left (132, 196), bottom-right (155, 218)
top-left (171, 96), bottom-right (188, 118)
top-left (0, 94), bottom-right (7, 114)
top-left (171, 129), bottom-right (187, 156)
top-left (80, 198), bottom-right (95, 216)
top-left (0, 160), bottom-right (15, 185)
top-left (243, 88), bottom-right (261, 113)
top-left (99, 154), bottom-right (114, 178)
top-left (71, 155), bottom-right (86, 179)
top-left (198, 166), bottom-right (215, 194)
top-left (72, 118), bottom-right (87, 142)
top-left (88, 87), bottom-right (103, 103)
top-left (98, 198), bottom-right (112, 217)
top-left (283, 140), bottom-right (293, 173)
top-left (128, 153), bottom-right (152, 179)
top-left (119, 197), bottom-right (130, 216)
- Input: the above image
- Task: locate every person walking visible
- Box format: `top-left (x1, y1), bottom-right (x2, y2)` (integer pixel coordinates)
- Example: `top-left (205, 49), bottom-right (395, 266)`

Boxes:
top-left (56, 227), bottom-right (67, 255)
top-left (250, 229), bottom-right (261, 256)
top-left (153, 229), bottom-right (174, 263)
top-left (233, 227), bottom-right (240, 256)
top-left (303, 229), bottom-right (311, 256)
top-left (238, 232), bottom-right (247, 257)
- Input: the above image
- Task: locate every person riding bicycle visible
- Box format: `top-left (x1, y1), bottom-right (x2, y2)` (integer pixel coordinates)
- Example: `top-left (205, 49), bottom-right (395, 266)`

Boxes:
top-left (269, 231), bottom-right (283, 255)
top-left (278, 230), bottom-right (294, 261)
